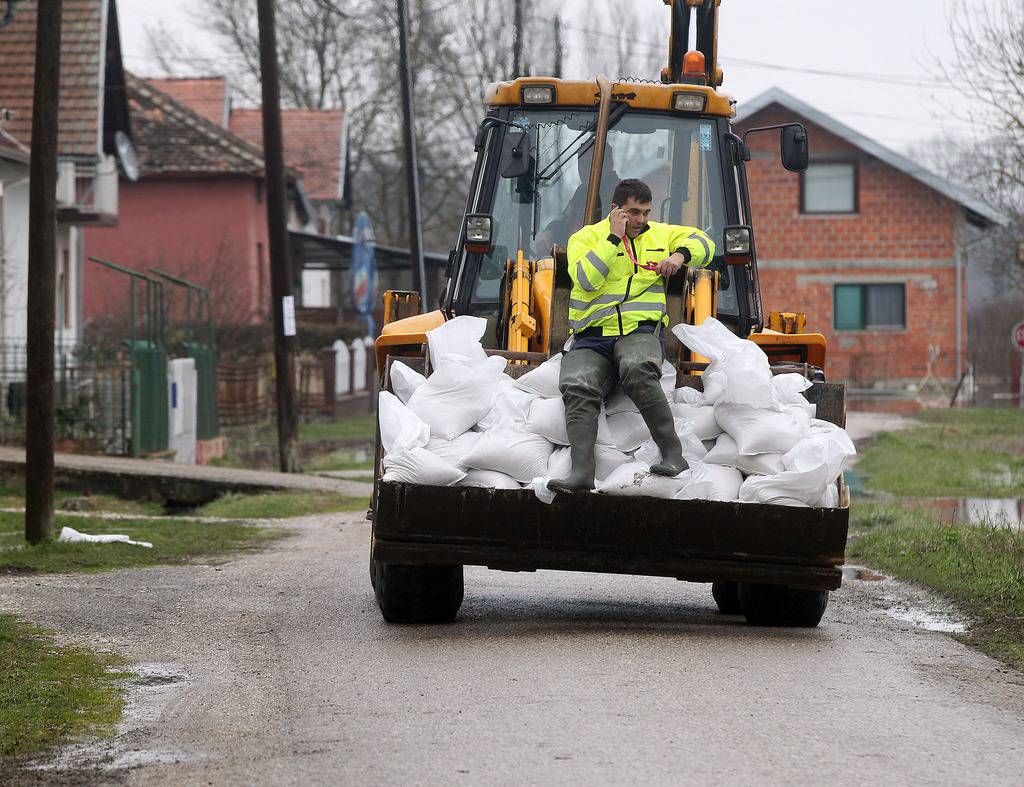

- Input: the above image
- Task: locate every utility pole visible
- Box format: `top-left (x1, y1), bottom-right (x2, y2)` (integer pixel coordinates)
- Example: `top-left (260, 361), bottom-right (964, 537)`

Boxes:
top-left (256, 0), bottom-right (299, 473)
top-left (25, 0), bottom-right (62, 544)
top-left (553, 14), bottom-right (563, 79)
top-left (396, 0), bottom-right (427, 305)
top-left (512, 0), bottom-right (523, 78)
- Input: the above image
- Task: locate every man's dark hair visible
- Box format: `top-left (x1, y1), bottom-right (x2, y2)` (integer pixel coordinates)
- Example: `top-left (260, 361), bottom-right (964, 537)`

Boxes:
top-left (612, 179), bottom-right (652, 206)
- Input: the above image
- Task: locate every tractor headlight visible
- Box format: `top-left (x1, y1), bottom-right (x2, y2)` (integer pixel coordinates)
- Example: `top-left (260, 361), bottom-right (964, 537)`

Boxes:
top-left (673, 92), bottom-right (707, 112)
top-left (522, 85), bottom-right (555, 104)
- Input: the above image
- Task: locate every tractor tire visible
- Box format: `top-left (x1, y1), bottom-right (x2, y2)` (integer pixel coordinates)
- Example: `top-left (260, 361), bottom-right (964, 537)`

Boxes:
top-left (372, 560), bottom-right (464, 624)
top-left (711, 581), bottom-right (743, 615)
top-left (738, 582), bottom-right (829, 627)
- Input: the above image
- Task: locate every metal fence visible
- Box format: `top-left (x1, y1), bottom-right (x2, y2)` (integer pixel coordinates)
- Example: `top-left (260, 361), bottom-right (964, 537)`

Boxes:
top-left (0, 342), bottom-right (133, 454)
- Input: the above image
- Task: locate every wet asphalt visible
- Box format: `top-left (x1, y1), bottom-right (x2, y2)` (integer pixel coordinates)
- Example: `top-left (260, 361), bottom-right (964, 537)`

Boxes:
top-left (3, 512), bottom-right (1024, 786)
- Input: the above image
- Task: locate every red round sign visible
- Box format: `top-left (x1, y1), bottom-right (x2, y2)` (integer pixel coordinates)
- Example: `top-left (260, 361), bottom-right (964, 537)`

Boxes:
top-left (1014, 321), bottom-right (1024, 350)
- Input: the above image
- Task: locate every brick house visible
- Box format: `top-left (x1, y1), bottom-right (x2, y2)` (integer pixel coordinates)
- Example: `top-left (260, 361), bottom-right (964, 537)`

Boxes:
top-left (84, 75), bottom-right (276, 327)
top-left (0, 0), bottom-right (131, 349)
top-left (734, 88), bottom-right (1002, 401)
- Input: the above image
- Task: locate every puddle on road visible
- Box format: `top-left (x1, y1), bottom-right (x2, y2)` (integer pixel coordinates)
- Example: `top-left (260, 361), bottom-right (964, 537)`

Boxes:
top-left (904, 498), bottom-right (1024, 530)
top-left (885, 607), bottom-right (968, 634)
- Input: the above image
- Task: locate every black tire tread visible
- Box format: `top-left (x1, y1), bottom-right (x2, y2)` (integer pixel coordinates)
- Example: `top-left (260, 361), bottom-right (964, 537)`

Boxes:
top-left (711, 580), bottom-right (743, 615)
top-left (738, 582), bottom-right (828, 627)
top-left (373, 561), bottom-right (464, 623)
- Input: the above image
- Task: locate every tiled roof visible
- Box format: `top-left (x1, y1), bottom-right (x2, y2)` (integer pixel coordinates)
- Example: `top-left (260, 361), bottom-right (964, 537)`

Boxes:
top-left (230, 108), bottom-right (344, 201)
top-left (147, 77), bottom-right (229, 127)
top-left (130, 74), bottom-right (264, 177)
top-left (0, 0), bottom-right (108, 158)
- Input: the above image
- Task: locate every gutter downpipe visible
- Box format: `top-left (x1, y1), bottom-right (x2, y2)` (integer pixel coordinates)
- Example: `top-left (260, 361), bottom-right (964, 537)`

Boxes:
top-left (955, 211), bottom-right (964, 404)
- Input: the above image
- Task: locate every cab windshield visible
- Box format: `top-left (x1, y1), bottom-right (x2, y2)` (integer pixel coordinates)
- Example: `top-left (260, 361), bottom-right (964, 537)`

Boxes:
top-left (473, 108), bottom-right (736, 316)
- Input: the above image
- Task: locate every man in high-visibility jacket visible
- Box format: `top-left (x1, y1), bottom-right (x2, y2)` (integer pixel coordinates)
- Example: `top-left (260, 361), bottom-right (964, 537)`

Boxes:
top-left (548, 178), bottom-right (716, 493)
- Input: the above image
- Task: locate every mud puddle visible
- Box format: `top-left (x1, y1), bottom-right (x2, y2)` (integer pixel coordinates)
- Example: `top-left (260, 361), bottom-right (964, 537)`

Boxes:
top-left (904, 498), bottom-right (1023, 529)
top-left (885, 607), bottom-right (968, 634)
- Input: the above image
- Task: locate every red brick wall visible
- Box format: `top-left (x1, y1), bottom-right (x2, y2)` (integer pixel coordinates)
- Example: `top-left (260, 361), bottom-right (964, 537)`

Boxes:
top-left (736, 107), bottom-right (963, 387)
top-left (84, 177), bottom-right (270, 328)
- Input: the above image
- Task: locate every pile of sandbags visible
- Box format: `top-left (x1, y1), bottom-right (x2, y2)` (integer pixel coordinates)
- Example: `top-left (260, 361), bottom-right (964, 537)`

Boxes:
top-left (378, 315), bottom-right (854, 508)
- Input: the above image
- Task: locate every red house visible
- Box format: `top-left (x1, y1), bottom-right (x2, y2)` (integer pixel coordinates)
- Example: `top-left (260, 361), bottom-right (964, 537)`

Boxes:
top-left (84, 75), bottom-right (272, 327)
top-left (734, 89), bottom-right (1002, 405)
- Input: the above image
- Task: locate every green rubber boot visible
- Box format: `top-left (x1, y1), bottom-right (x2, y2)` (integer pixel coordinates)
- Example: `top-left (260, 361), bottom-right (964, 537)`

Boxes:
top-left (547, 348), bottom-right (612, 493)
top-left (614, 331), bottom-right (688, 477)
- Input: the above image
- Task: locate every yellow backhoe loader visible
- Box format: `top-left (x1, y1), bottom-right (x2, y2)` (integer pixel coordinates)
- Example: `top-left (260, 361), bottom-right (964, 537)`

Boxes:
top-left (370, 0), bottom-right (848, 626)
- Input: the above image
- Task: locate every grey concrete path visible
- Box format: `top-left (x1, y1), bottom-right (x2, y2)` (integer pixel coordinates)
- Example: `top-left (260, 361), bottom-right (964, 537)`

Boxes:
top-left (0, 446), bottom-right (373, 502)
top-left (3, 514), bottom-right (1023, 785)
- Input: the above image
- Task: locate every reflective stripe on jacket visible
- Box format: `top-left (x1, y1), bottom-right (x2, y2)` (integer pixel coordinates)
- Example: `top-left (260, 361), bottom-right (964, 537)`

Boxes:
top-left (566, 217), bottom-right (715, 336)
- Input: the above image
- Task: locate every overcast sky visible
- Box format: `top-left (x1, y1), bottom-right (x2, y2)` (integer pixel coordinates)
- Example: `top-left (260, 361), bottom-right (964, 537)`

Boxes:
top-left (116, 0), bottom-right (995, 155)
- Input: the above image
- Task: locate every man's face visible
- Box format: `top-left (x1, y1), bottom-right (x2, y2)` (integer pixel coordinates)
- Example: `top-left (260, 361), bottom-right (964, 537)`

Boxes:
top-left (615, 197), bottom-right (652, 238)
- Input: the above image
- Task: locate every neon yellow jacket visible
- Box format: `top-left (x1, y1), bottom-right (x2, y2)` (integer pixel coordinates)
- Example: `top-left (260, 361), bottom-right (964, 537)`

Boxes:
top-left (566, 217), bottom-right (715, 336)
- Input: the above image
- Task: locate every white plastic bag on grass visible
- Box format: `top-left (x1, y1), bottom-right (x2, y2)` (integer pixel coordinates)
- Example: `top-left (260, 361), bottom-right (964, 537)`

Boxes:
top-left (378, 391), bottom-right (430, 454)
top-left (382, 447), bottom-right (466, 486)
top-left (407, 357), bottom-right (506, 439)
top-left (514, 354), bottom-right (562, 398)
top-left (426, 315), bottom-right (488, 367)
top-left (674, 461), bottom-right (743, 502)
top-left (461, 429), bottom-right (555, 483)
top-left (672, 317), bottom-right (774, 408)
top-left (670, 402), bottom-right (721, 440)
top-left (458, 469), bottom-right (522, 490)
top-left (427, 432), bottom-right (482, 467)
top-left (713, 401), bottom-right (810, 455)
top-left (596, 461), bottom-right (689, 498)
top-left (546, 444), bottom-right (631, 482)
top-left (390, 361), bottom-right (426, 404)
top-left (59, 526), bottom-right (153, 548)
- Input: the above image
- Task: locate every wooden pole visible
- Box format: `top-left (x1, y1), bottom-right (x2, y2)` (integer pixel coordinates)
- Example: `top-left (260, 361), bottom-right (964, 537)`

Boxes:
top-left (396, 0), bottom-right (427, 305)
top-left (25, 0), bottom-right (62, 543)
top-left (512, 0), bottom-right (523, 78)
top-left (256, 0), bottom-right (299, 472)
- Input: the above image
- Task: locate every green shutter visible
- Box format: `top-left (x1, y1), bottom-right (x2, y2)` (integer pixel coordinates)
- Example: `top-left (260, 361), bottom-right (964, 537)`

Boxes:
top-left (834, 284), bottom-right (864, 330)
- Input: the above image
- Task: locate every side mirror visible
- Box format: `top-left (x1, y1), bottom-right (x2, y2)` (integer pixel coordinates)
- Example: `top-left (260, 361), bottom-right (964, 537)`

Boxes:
top-left (500, 129), bottom-right (532, 178)
top-left (781, 124), bottom-right (809, 173)
top-left (464, 214), bottom-right (493, 254)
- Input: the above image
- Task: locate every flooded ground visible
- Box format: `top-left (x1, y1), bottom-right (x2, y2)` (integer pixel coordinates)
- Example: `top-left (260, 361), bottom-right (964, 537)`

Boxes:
top-left (904, 497), bottom-right (1024, 529)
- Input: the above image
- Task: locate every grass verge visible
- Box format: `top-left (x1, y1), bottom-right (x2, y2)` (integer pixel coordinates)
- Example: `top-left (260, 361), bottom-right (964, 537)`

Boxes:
top-left (855, 408), bottom-right (1024, 498)
top-left (0, 513), bottom-right (286, 574)
top-left (0, 486), bottom-right (163, 517)
top-left (192, 491), bottom-right (369, 520)
top-left (0, 614), bottom-right (125, 759)
top-left (849, 502), bottom-right (1024, 671)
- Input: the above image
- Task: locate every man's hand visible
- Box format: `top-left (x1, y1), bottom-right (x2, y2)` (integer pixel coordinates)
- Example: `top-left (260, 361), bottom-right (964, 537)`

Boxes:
top-left (609, 207), bottom-right (628, 241)
top-left (654, 252), bottom-right (686, 276)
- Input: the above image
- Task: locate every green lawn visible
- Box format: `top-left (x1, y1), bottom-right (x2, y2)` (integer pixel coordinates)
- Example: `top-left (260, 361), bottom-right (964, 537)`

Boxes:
top-left (856, 409), bottom-right (1024, 498)
top-left (0, 485), bottom-right (164, 517)
top-left (300, 415), bottom-right (376, 443)
top-left (0, 512), bottom-right (286, 574)
top-left (0, 615), bottom-right (126, 759)
top-left (849, 502), bottom-right (1024, 671)
top-left (850, 407), bottom-right (1024, 671)
top-left (193, 491), bottom-right (369, 520)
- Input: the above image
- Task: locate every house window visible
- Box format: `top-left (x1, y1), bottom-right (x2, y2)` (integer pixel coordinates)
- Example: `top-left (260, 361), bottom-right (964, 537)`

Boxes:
top-left (802, 162), bottom-right (857, 214)
top-left (834, 283), bottom-right (906, 331)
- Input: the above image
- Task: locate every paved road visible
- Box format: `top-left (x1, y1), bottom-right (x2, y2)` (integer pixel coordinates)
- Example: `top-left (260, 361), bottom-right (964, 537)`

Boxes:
top-left (3, 513), bottom-right (1023, 786)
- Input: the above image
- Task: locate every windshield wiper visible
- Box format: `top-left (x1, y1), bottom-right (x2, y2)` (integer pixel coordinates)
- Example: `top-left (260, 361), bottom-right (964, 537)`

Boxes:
top-left (534, 103), bottom-right (629, 184)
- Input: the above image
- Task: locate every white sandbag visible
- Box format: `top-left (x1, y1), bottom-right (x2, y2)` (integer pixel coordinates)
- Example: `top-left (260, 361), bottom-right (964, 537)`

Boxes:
top-left (713, 401), bottom-right (810, 455)
top-left (633, 416), bottom-right (707, 465)
top-left (784, 419), bottom-right (856, 478)
top-left (672, 317), bottom-right (775, 408)
top-left (670, 402), bottom-right (721, 440)
top-left (595, 461), bottom-right (689, 498)
top-left (525, 396), bottom-right (613, 446)
top-left (426, 315), bottom-right (488, 367)
top-left (815, 483), bottom-right (840, 508)
top-left (378, 391), bottom-right (430, 454)
top-left (525, 476), bottom-right (558, 504)
top-left (606, 410), bottom-right (650, 452)
top-left (546, 444), bottom-right (632, 482)
top-left (661, 359), bottom-right (678, 399)
top-left (674, 461), bottom-right (743, 502)
top-left (407, 357), bottom-right (506, 439)
top-left (702, 439), bottom-right (717, 453)
top-left (738, 473), bottom-right (812, 507)
top-left (383, 447), bottom-right (466, 486)
top-left (736, 452), bottom-right (786, 476)
top-left (703, 432), bottom-right (738, 466)
top-left (458, 469), bottom-right (522, 490)
top-left (514, 354), bottom-right (562, 398)
top-left (58, 526), bottom-right (153, 548)
top-left (461, 429), bottom-right (555, 483)
top-left (605, 361), bottom-right (677, 414)
top-left (427, 432), bottom-right (482, 468)
top-left (478, 378), bottom-right (536, 431)
top-left (673, 385), bottom-right (707, 406)
top-left (772, 373), bottom-right (812, 404)
top-left (390, 361), bottom-right (426, 404)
